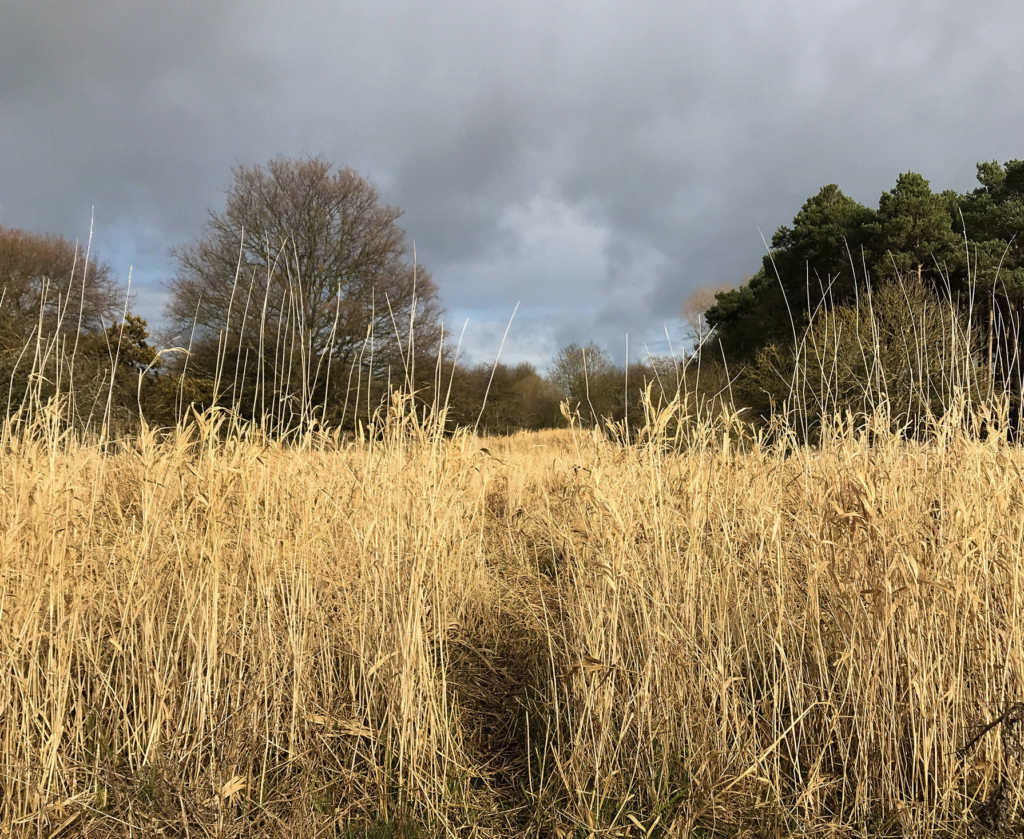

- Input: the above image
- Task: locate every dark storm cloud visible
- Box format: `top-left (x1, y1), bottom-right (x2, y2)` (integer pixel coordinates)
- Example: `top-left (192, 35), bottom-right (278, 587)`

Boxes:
top-left (1, 0), bottom-right (1022, 367)
top-left (0, 1), bottom-right (274, 271)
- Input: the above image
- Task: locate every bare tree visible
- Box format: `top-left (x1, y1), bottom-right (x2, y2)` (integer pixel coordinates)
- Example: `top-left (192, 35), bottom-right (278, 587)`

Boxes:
top-left (0, 226), bottom-right (123, 340)
top-left (548, 341), bottom-right (617, 424)
top-left (681, 281), bottom-right (736, 349)
top-left (166, 157), bottom-right (443, 422)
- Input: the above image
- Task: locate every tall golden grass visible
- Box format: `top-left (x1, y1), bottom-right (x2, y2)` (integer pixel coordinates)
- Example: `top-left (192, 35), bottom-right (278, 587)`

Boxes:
top-left (1, 389), bottom-right (1023, 837)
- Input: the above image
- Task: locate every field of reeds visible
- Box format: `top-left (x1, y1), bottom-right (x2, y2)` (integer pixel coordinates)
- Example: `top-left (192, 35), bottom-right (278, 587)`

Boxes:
top-left (2, 388), bottom-right (1023, 839)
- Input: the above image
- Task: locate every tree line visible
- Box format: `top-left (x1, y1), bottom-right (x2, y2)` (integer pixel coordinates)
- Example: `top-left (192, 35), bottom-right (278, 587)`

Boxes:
top-left (703, 161), bottom-right (1024, 437)
top-left (2, 156), bottom-right (1021, 440)
top-left (0, 158), bottom-right (700, 439)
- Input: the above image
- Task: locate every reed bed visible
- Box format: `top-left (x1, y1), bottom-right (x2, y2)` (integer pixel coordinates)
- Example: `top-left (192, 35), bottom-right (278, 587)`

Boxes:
top-left (1, 399), bottom-right (1023, 838)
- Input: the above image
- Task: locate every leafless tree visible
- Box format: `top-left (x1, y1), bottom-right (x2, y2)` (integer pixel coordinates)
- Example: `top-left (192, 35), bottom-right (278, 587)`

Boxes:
top-left (166, 157), bottom-right (443, 418)
top-left (548, 341), bottom-right (618, 424)
top-left (0, 226), bottom-right (123, 340)
top-left (681, 281), bottom-right (736, 349)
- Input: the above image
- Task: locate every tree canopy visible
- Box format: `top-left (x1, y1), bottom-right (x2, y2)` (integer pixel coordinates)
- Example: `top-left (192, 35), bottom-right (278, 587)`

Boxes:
top-left (701, 160), bottom-right (1024, 432)
top-left (0, 225), bottom-right (123, 342)
top-left (165, 156), bottom-right (444, 429)
top-left (705, 162), bottom-right (1024, 370)
top-left (548, 341), bottom-right (618, 424)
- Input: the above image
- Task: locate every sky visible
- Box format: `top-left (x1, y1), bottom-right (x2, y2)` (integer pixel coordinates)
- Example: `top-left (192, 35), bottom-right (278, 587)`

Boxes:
top-left (1, 0), bottom-right (1022, 370)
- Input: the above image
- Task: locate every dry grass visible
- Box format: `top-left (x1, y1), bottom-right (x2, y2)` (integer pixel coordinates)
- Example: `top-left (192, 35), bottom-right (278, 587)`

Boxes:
top-left (1, 398), bottom-right (1024, 838)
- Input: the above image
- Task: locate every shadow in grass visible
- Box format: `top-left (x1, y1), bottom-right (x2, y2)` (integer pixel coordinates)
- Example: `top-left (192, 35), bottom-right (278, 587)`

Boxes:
top-left (339, 816), bottom-right (425, 839)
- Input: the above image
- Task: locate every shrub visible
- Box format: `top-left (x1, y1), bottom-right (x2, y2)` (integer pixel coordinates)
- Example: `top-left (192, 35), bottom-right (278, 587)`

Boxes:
top-left (740, 276), bottom-right (992, 440)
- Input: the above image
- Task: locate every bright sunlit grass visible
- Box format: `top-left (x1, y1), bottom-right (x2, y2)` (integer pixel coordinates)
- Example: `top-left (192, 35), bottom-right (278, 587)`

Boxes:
top-left (2, 391), bottom-right (1023, 838)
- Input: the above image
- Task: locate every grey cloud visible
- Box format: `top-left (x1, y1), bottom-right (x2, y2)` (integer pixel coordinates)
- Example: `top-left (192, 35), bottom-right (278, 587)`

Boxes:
top-left (1, 0), bottom-right (1022, 367)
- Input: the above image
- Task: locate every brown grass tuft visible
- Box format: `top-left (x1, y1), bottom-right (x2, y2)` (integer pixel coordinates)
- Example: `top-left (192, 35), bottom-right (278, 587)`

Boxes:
top-left (2, 400), bottom-right (1023, 837)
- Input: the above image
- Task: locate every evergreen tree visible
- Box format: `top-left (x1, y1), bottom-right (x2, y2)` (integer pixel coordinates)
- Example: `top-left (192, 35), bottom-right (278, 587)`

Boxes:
top-left (702, 161), bottom-right (1024, 422)
top-left (705, 185), bottom-right (875, 363)
top-left (868, 172), bottom-right (960, 283)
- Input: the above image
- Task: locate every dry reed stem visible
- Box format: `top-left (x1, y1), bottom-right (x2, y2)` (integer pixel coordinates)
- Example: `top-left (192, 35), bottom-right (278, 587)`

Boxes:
top-left (1, 411), bottom-right (1022, 837)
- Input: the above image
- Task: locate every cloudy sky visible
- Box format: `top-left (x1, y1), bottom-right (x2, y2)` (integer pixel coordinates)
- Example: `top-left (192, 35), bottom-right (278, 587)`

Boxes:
top-left (1, 0), bottom-right (1021, 369)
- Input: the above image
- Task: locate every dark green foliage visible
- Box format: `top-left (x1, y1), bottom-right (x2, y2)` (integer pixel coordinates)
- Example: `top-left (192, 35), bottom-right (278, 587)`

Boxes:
top-left (961, 160), bottom-right (1024, 298)
top-left (0, 310), bottom-right (169, 436)
top-left (868, 172), bottom-right (961, 284)
top-left (707, 184), bottom-right (877, 363)
top-left (71, 315), bottom-right (162, 423)
top-left (705, 165), bottom-right (1024, 367)
top-left (740, 279), bottom-right (992, 440)
top-left (705, 160), bottom-right (1024, 429)
top-left (956, 161), bottom-right (1024, 395)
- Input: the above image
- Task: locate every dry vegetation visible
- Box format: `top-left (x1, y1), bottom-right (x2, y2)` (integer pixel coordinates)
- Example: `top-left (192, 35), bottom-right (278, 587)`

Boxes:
top-left (1, 394), bottom-right (1023, 839)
